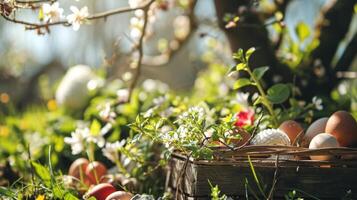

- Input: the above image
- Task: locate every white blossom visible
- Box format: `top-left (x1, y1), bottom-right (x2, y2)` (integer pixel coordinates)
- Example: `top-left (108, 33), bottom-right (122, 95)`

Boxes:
top-left (235, 92), bottom-right (249, 107)
top-left (128, 0), bottom-right (146, 8)
top-left (102, 140), bottom-right (125, 163)
top-left (117, 89), bottom-right (129, 103)
top-left (312, 96), bottom-right (323, 110)
top-left (153, 96), bottom-right (166, 106)
top-left (64, 127), bottom-right (90, 155)
top-left (99, 103), bottom-right (116, 121)
top-left (42, 2), bottom-right (63, 22)
top-left (67, 6), bottom-right (89, 31)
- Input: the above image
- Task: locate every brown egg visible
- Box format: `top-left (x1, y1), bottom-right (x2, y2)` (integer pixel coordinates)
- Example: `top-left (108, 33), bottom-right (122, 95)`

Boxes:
top-left (105, 191), bottom-right (133, 200)
top-left (302, 118), bottom-right (329, 147)
top-left (279, 120), bottom-right (304, 144)
top-left (325, 111), bottom-right (357, 147)
top-left (85, 161), bottom-right (107, 184)
top-left (68, 158), bottom-right (89, 180)
top-left (86, 183), bottom-right (116, 200)
top-left (309, 133), bottom-right (339, 161)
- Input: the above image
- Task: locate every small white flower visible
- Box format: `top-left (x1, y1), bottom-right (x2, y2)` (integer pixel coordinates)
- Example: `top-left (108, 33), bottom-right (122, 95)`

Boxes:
top-left (102, 140), bottom-right (125, 163)
top-left (42, 2), bottom-right (64, 22)
top-left (100, 123), bottom-right (113, 136)
top-left (143, 108), bottom-right (154, 118)
top-left (67, 6), bottom-right (89, 31)
top-left (128, 0), bottom-right (146, 8)
top-left (160, 107), bottom-right (174, 118)
top-left (117, 89), bottom-right (129, 103)
top-left (64, 127), bottom-right (90, 155)
top-left (153, 96), bottom-right (166, 106)
top-left (235, 92), bottom-right (249, 107)
top-left (312, 96), bottom-right (323, 110)
top-left (99, 103), bottom-right (116, 121)
top-left (87, 135), bottom-right (105, 148)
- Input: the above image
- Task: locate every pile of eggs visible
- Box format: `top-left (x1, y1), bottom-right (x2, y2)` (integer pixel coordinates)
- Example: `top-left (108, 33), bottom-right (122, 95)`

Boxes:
top-left (251, 110), bottom-right (357, 161)
top-left (66, 158), bottom-right (133, 200)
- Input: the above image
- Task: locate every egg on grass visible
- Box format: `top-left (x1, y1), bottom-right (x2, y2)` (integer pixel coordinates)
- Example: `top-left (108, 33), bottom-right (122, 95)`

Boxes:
top-left (105, 191), bottom-right (133, 200)
top-left (85, 161), bottom-right (108, 184)
top-left (86, 183), bottom-right (116, 200)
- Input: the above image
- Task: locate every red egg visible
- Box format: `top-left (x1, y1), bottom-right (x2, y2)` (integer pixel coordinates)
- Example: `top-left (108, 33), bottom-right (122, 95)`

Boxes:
top-left (279, 120), bottom-right (304, 144)
top-left (105, 191), bottom-right (133, 200)
top-left (325, 111), bottom-right (357, 147)
top-left (68, 158), bottom-right (89, 180)
top-left (85, 161), bottom-right (107, 184)
top-left (86, 183), bottom-right (116, 200)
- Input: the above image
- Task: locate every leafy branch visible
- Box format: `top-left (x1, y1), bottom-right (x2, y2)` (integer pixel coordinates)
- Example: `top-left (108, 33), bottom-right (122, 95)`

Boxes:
top-left (232, 48), bottom-right (291, 127)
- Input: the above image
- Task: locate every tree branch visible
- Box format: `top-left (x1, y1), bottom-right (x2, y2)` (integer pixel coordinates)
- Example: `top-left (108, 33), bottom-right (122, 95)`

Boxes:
top-left (126, 0), bottom-right (155, 101)
top-left (1, 0), bottom-right (155, 30)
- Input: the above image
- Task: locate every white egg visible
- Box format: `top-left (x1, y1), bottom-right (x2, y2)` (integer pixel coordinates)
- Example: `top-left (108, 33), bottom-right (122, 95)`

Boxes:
top-left (309, 133), bottom-right (339, 161)
top-left (251, 129), bottom-right (290, 146)
top-left (55, 65), bottom-right (99, 111)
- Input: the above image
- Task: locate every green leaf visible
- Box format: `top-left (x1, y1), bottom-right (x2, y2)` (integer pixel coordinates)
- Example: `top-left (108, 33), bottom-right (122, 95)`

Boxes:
top-left (233, 48), bottom-right (244, 60)
top-left (252, 66), bottom-right (269, 80)
top-left (64, 192), bottom-right (79, 200)
top-left (233, 16), bottom-right (240, 22)
top-left (295, 22), bottom-right (310, 42)
top-left (236, 63), bottom-right (247, 71)
top-left (31, 161), bottom-right (51, 187)
top-left (90, 119), bottom-right (101, 136)
top-left (233, 78), bottom-right (251, 89)
top-left (0, 186), bottom-right (16, 198)
top-left (354, 3), bottom-right (357, 13)
top-left (245, 47), bottom-right (256, 61)
top-left (266, 84), bottom-right (290, 104)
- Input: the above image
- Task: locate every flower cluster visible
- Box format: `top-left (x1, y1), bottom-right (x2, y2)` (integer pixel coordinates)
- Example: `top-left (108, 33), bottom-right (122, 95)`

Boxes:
top-left (41, 2), bottom-right (89, 31)
top-left (64, 124), bottom-right (105, 155)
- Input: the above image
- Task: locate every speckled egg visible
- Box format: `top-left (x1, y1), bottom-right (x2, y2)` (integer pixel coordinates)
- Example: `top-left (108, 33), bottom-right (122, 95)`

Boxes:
top-left (325, 111), bottom-right (357, 147)
top-left (251, 129), bottom-right (290, 146)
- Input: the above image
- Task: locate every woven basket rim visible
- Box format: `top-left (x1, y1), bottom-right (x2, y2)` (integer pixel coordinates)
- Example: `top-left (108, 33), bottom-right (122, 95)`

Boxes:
top-left (172, 145), bottom-right (357, 167)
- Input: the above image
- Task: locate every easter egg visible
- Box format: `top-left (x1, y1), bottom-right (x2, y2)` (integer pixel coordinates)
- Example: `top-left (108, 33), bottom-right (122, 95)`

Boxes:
top-left (105, 191), bottom-right (133, 200)
top-left (251, 129), bottom-right (290, 146)
top-left (86, 183), bottom-right (116, 200)
top-left (325, 111), bottom-right (357, 147)
top-left (279, 120), bottom-right (304, 144)
top-left (68, 158), bottom-right (89, 180)
top-left (309, 133), bottom-right (339, 161)
top-left (85, 161), bottom-right (107, 184)
top-left (302, 117), bottom-right (328, 147)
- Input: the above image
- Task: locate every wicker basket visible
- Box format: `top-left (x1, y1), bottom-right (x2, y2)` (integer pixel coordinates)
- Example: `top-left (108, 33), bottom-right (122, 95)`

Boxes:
top-left (167, 146), bottom-right (357, 199)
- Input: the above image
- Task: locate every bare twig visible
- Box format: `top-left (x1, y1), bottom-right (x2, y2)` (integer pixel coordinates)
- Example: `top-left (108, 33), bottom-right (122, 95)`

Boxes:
top-left (126, 0), bottom-right (155, 101)
top-left (234, 114), bottom-right (264, 150)
top-left (267, 154), bottom-right (280, 199)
